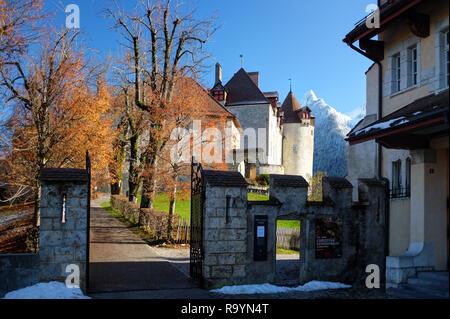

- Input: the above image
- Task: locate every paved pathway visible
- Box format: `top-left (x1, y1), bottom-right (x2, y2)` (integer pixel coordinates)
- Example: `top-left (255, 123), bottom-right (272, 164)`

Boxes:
top-left (88, 199), bottom-right (214, 298)
top-left (86, 196), bottom-right (393, 299)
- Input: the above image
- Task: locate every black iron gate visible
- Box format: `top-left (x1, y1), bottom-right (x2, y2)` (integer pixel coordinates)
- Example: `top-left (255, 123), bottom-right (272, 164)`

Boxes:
top-left (190, 158), bottom-right (204, 286)
top-left (85, 151), bottom-right (91, 292)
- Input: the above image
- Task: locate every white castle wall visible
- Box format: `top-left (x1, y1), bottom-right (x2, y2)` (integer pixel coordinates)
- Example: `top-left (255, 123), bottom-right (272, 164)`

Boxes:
top-left (282, 122), bottom-right (314, 180)
top-left (227, 102), bottom-right (282, 167)
top-left (267, 105), bottom-right (283, 166)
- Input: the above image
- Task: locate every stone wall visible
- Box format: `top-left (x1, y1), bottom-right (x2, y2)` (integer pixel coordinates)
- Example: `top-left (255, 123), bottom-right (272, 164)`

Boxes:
top-left (0, 253), bottom-right (39, 297)
top-left (299, 178), bottom-right (387, 286)
top-left (198, 171), bottom-right (387, 289)
top-left (299, 177), bottom-right (357, 284)
top-left (110, 195), bottom-right (180, 240)
top-left (39, 168), bottom-right (89, 292)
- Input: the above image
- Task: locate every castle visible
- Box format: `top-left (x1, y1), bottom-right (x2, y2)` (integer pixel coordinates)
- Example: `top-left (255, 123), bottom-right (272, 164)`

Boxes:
top-left (210, 63), bottom-right (315, 181)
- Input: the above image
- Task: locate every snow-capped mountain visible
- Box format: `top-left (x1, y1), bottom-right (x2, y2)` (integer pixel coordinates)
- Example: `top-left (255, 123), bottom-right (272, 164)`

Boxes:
top-left (346, 103), bottom-right (366, 127)
top-left (301, 90), bottom-right (363, 177)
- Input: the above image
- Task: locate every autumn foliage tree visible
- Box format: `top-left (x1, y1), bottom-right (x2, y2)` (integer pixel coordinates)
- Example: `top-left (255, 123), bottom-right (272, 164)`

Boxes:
top-left (0, 29), bottom-right (114, 226)
top-left (0, 0), bottom-right (46, 60)
top-left (308, 171), bottom-right (327, 202)
top-left (156, 76), bottom-right (230, 241)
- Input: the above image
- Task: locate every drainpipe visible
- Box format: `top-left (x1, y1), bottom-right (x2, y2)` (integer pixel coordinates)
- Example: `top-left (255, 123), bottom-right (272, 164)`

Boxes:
top-left (347, 42), bottom-right (384, 178)
top-left (347, 42), bottom-right (390, 285)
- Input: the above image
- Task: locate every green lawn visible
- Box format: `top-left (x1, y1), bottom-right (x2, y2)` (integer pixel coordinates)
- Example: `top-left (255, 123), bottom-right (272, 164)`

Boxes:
top-left (132, 191), bottom-right (299, 230)
top-left (137, 193), bottom-right (191, 221)
top-left (247, 193), bottom-right (269, 201)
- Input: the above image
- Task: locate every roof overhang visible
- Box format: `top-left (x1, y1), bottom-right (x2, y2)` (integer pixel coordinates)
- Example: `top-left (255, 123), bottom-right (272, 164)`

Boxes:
top-left (343, 0), bottom-right (425, 44)
top-left (347, 89), bottom-right (449, 150)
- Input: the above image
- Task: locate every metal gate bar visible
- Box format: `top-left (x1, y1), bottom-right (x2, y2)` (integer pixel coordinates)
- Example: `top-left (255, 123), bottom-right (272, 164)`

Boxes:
top-left (190, 157), bottom-right (204, 286)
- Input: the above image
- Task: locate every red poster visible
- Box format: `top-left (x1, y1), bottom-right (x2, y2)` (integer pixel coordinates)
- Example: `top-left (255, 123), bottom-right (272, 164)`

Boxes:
top-left (315, 217), bottom-right (343, 259)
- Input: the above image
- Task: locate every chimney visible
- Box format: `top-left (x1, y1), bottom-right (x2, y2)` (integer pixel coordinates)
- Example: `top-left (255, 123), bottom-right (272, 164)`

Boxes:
top-left (215, 63), bottom-right (222, 85)
top-left (248, 72), bottom-right (259, 87)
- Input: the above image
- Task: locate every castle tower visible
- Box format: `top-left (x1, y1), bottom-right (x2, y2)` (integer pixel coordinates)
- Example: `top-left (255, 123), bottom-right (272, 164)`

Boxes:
top-left (281, 90), bottom-right (315, 180)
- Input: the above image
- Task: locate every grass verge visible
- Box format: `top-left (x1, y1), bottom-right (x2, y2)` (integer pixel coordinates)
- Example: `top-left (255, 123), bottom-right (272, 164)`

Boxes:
top-left (276, 248), bottom-right (300, 255)
top-left (100, 201), bottom-right (165, 246)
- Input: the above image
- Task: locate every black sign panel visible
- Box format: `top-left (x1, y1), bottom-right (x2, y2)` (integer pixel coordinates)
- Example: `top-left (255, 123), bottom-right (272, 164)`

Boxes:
top-left (254, 215), bottom-right (268, 261)
top-left (315, 216), bottom-right (342, 259)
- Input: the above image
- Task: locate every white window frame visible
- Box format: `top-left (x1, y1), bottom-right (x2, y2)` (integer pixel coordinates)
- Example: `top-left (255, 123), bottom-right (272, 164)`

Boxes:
top-left (391, 53), bottom-right (401, 94)
top-left (444, 29), bottom-right (449, 88)
top-left (392, 160), bottom-right (402, 190)
top-left (386, 36), bottom-right (422, 97)
top-left (434, 18), bottom-right (449, 91)
top-left (405, 157), bottom-right (411, 196)
top-left (407, 44), bottom-right (418, 87)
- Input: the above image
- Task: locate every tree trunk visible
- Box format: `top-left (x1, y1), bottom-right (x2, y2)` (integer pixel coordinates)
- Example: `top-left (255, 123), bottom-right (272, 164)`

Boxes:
top-left (149, 156), bottom-right (159, 209)
top-left (140, 154), bottom-right (158, 209)
top-left (34, 184), bottom-right (41, 227)
top-left (128, 132), bottom-right (139, 202)
top-left (167, 178), bottom-right (177, 242)
top-left (110, 182), bottom-right (120, 195)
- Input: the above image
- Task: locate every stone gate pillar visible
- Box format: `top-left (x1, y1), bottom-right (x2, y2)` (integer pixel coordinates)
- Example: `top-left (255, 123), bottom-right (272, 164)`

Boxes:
top-left (201, 170), bottom-right (248, 289)
top-left (39, 168), bottom-right (89, 292)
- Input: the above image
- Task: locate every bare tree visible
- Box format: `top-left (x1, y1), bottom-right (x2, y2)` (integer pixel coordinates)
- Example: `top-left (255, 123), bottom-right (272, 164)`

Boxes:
top-left (105, 0), bottom-right (218, 207)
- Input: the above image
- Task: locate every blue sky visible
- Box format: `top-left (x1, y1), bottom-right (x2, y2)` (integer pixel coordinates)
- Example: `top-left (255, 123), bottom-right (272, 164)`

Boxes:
top-left (45, 0), bottom-right (375, 114)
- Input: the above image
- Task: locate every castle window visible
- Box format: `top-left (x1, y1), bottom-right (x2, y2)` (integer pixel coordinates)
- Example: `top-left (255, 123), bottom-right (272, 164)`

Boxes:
top-left (214, 90), bottom-right (224, 101)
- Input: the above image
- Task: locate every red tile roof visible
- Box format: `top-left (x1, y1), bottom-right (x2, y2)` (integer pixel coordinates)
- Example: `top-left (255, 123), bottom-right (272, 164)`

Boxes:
top-left (280, 91), bottom-right (302, 123)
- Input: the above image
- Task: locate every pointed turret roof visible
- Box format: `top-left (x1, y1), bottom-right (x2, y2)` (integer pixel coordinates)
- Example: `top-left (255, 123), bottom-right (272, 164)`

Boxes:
top-left (224, 68), bottom-right (269, 106)
top-left (281, 91), bottom-right (302, 123)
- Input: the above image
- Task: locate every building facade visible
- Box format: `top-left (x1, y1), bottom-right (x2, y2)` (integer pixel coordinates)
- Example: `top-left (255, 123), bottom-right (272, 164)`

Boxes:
top-left (344, 0), bottom-right (449, 286)
top-left (210, 64), bottom-right (315, 181)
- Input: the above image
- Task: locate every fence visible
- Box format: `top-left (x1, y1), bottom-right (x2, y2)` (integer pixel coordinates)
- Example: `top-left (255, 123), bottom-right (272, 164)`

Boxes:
top-left (276, 227), bottom-right (300, 251)
top-left (174, 218), bottom-right (190, 244)
top-left (247, 185), bottom-right (269, 196)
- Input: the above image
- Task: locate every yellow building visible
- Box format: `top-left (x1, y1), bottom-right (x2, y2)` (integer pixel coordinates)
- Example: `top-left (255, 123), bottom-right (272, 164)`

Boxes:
top-left (344, 0), bottom-right (448, 287)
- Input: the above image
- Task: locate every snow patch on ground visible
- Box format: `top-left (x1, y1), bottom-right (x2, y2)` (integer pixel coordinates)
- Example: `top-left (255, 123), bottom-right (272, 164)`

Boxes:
top-left (210, 281), bottom-right (351, 295)
top-left (2, 281), bottom-right (91, 299)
